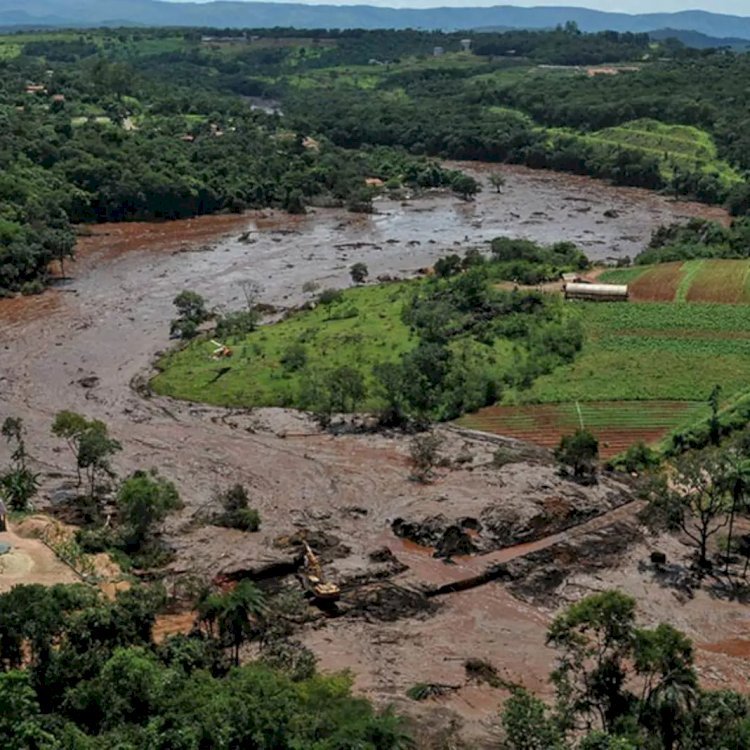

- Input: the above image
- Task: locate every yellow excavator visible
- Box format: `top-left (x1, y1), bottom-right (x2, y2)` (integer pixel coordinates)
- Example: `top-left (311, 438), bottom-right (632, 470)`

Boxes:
top-left (300, 542), bottom-right (340, 602)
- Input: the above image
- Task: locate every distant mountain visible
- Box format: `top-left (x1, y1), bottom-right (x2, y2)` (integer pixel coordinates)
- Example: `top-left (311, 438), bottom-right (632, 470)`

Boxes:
top-left (649, 27), bottom-right (750, 51)
top-left (2, 2), bottom-right (750, 40)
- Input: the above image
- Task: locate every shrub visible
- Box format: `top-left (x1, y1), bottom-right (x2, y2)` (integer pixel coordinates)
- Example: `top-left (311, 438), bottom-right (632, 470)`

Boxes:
top-left (280, 343), bottom-right (308, 372)
top-left (555, 429), bottom-right (599, 481)
top-left (215, 310), bottom-right (259, 338)
top-left (213, 484), bottom-right (261, 532)
top-left (317, 288), bottom-right (343, 306)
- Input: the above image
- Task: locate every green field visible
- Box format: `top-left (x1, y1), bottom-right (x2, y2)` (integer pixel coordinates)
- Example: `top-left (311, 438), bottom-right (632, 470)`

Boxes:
top-left (462, 299), bottom-right (750, 455)
top-left (153, 274), bottom-right (750, 458)
top-left (152, 281), bottom-right (518, 410)
top-left (519, 302), bottom-right (750, 404)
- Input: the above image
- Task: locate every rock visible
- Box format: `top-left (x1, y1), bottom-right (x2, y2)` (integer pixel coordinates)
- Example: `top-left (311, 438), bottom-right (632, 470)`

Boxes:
top-left (369, 547), bottom-right (400, 564)
top-left (434, 526), bottom-right (478, 559)
top-left (78, 375), bottom-right (99, 389)
top-left (603, 209), bottom-right (620, 219)
top-left (650, 551), bottom-right (667, 565)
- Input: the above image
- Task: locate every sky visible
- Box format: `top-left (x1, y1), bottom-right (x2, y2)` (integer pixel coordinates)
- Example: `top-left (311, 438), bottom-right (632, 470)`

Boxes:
top-left (179, 0), bottom-right (750, 13)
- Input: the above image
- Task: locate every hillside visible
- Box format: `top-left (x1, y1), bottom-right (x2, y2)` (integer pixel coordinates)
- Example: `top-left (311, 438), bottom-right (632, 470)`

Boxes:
top-left (2, 1), bottom-right (750, 38)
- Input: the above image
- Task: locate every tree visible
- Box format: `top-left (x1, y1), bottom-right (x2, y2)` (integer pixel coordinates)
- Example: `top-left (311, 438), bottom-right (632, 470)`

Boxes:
top-left (170, 290), bottom-right (209, 340)
top-left (719, 449), bottom-right (750, 575)
top-left (409, 431), bottom-right (443, 483)
top-left (239, 279), bottom-right (263, 311)
top-left (0, 671), bottom-right (55, 749)
top-left (117, 469), bottom-right (182, 550)
top-left (547, 590), bottom-right (637, 734)
top-left (555, 429), bottom-right (599, 481)
top-left (649, 451), bottom-right (730, 569)
top-left (78, 422), bottom-right (121, 500)
top-left (433, 254), bottom-right (462, 278)
top-left (312, 366), bottom-right (367, 415)
top-left (216, 581), bottom-right (266, 666)
top-left (634, 623), bottom-right (697, 750)
top-left (214, 309), bottom-right (259, 338)
top-left (52, 411), bottom-right (119, 495)
top-left (501, 688), bottom-right (566, 750)
top-left (0, 417), bottom-right (39, 512)
top-left (451, 173), bottom-right (480, 201)
top-left (280, 343), bottom-right (307, 372)
top-left (489, 172), bottom-right (506, 194)
top-left (350, 262), bottom-right (368, 284)
top-left (213, 484), bottom-right (260, 532)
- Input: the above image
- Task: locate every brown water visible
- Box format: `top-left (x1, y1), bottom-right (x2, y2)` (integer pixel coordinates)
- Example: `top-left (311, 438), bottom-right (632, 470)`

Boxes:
top-left (0, 161), bottom-right (727, 503)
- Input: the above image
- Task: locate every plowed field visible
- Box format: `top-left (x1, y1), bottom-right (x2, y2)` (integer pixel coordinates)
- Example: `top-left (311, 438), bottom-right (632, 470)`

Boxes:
top-left (601, 259), bottom-right (750, 303)
top-left (457, 401), bottom-right (707, 458)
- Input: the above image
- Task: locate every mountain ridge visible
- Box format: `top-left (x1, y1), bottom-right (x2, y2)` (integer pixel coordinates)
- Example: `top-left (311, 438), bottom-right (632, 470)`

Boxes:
top-left (1, 2), bottom-right (750, 40)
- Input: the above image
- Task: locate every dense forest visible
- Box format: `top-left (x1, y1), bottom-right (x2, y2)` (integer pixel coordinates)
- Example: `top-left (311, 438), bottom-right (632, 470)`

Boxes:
top-left (2, 24), bottom-right (750, 292)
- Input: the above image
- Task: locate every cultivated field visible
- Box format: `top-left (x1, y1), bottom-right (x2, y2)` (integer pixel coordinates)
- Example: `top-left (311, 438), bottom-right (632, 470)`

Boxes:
top-left (457, 400), bottom-right (708, 459)
top-left (466, 298), bottom-right (750, 455)
top-left (600, 259), bottom-right (750, 303)
top-left (574, 119), bottom-right (741, 188)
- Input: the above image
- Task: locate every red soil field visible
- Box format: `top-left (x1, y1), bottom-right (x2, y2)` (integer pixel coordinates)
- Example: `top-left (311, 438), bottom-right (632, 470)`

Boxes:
top-left (628, 262), bottom-right (684, 301)
top-left (458, 401), bottom-right (703, 459)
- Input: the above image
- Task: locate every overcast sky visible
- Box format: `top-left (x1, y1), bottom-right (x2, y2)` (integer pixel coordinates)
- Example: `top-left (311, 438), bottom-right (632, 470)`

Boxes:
top-left (184, 0), bottom-right (750, 13)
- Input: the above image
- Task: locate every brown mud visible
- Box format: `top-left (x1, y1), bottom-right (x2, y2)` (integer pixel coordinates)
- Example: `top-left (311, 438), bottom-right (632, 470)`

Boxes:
top-left (0, 164), bottom-right (742, 746)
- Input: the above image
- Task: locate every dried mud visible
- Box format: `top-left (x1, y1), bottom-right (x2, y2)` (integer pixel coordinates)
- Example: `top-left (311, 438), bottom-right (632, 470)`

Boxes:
top-left (0, 164), bottom-right (742, 746)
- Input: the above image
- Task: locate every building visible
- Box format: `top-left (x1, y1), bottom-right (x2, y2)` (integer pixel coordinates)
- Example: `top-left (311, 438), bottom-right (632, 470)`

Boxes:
top-left (460, 39), bottom-right (472, 52)
top-left (433, 46), bottom-right (445, 57)
top-left (564, 283), bottom-right (629, 302)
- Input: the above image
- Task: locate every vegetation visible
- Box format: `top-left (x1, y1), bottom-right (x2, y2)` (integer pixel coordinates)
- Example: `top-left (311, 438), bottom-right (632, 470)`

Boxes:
top-left (153, 244), bottom-right (585, 422)
top-left (0, 417), bottom-right (39, 512)
top-left (555, 429), bottom-right (599, 481)
top-left (0, 582), bottom-right (413, 748)
top-left (501, 591), bottom-right (750, 750)
top-left (6, 25), bottom-right (750, 293)
top-left (211, 483), bottom-right (261, 532)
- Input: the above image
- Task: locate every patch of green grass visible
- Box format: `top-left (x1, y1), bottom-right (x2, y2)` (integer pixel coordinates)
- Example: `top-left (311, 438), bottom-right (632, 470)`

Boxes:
top-left (598, 267), bottom-right (648, 285)
top-left (675, 259), bottom-right (704, 303)
top-left (519, 302), bottom-right (750, 405)
top-left (153, 282), bottom-right (418, 409)
top-left (152, 279), bottom-right (525, 411)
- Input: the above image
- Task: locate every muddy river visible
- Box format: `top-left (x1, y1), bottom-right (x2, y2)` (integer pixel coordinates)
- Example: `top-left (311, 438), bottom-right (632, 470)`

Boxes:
top-left (0, 164), bottom-right (738, 745)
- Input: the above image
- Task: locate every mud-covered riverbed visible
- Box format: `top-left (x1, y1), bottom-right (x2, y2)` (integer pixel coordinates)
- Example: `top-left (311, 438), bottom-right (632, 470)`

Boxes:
top-left (0, 164), bottom-right (741, 746)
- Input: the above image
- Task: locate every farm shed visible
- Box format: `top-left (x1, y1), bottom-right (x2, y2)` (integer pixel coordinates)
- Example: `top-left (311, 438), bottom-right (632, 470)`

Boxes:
top-left (564, 283), bottom-right (629, 302)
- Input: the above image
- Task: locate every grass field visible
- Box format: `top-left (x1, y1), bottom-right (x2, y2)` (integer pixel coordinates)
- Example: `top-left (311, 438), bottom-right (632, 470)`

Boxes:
top-left (600, 259), bottom-right (750, 303)
top-left (521, 302), bottom-right (750, 405)
top-left (152, 281), bottom-right (518, 410)
top-left (153, 282), bottom-right (415, 409)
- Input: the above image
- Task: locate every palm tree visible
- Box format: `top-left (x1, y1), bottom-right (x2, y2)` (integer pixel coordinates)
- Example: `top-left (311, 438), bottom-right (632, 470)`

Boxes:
top-left (217, 581), bottom-right (266, 666)
top-left (720, 450), bottom-right (750, 576)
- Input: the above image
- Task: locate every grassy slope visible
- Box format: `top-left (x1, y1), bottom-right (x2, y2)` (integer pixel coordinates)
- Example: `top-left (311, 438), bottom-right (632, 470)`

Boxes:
top-left (551, 118), bottom-right (741, 187)
top-left (152, 281), bottom-right (516, 410)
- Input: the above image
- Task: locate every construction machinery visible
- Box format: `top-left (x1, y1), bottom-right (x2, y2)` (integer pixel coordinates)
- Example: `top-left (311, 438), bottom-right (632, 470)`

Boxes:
top-left (210, 340), bottom-right (233, 360)
top-left (299, 542), bottom-right (340, 602)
